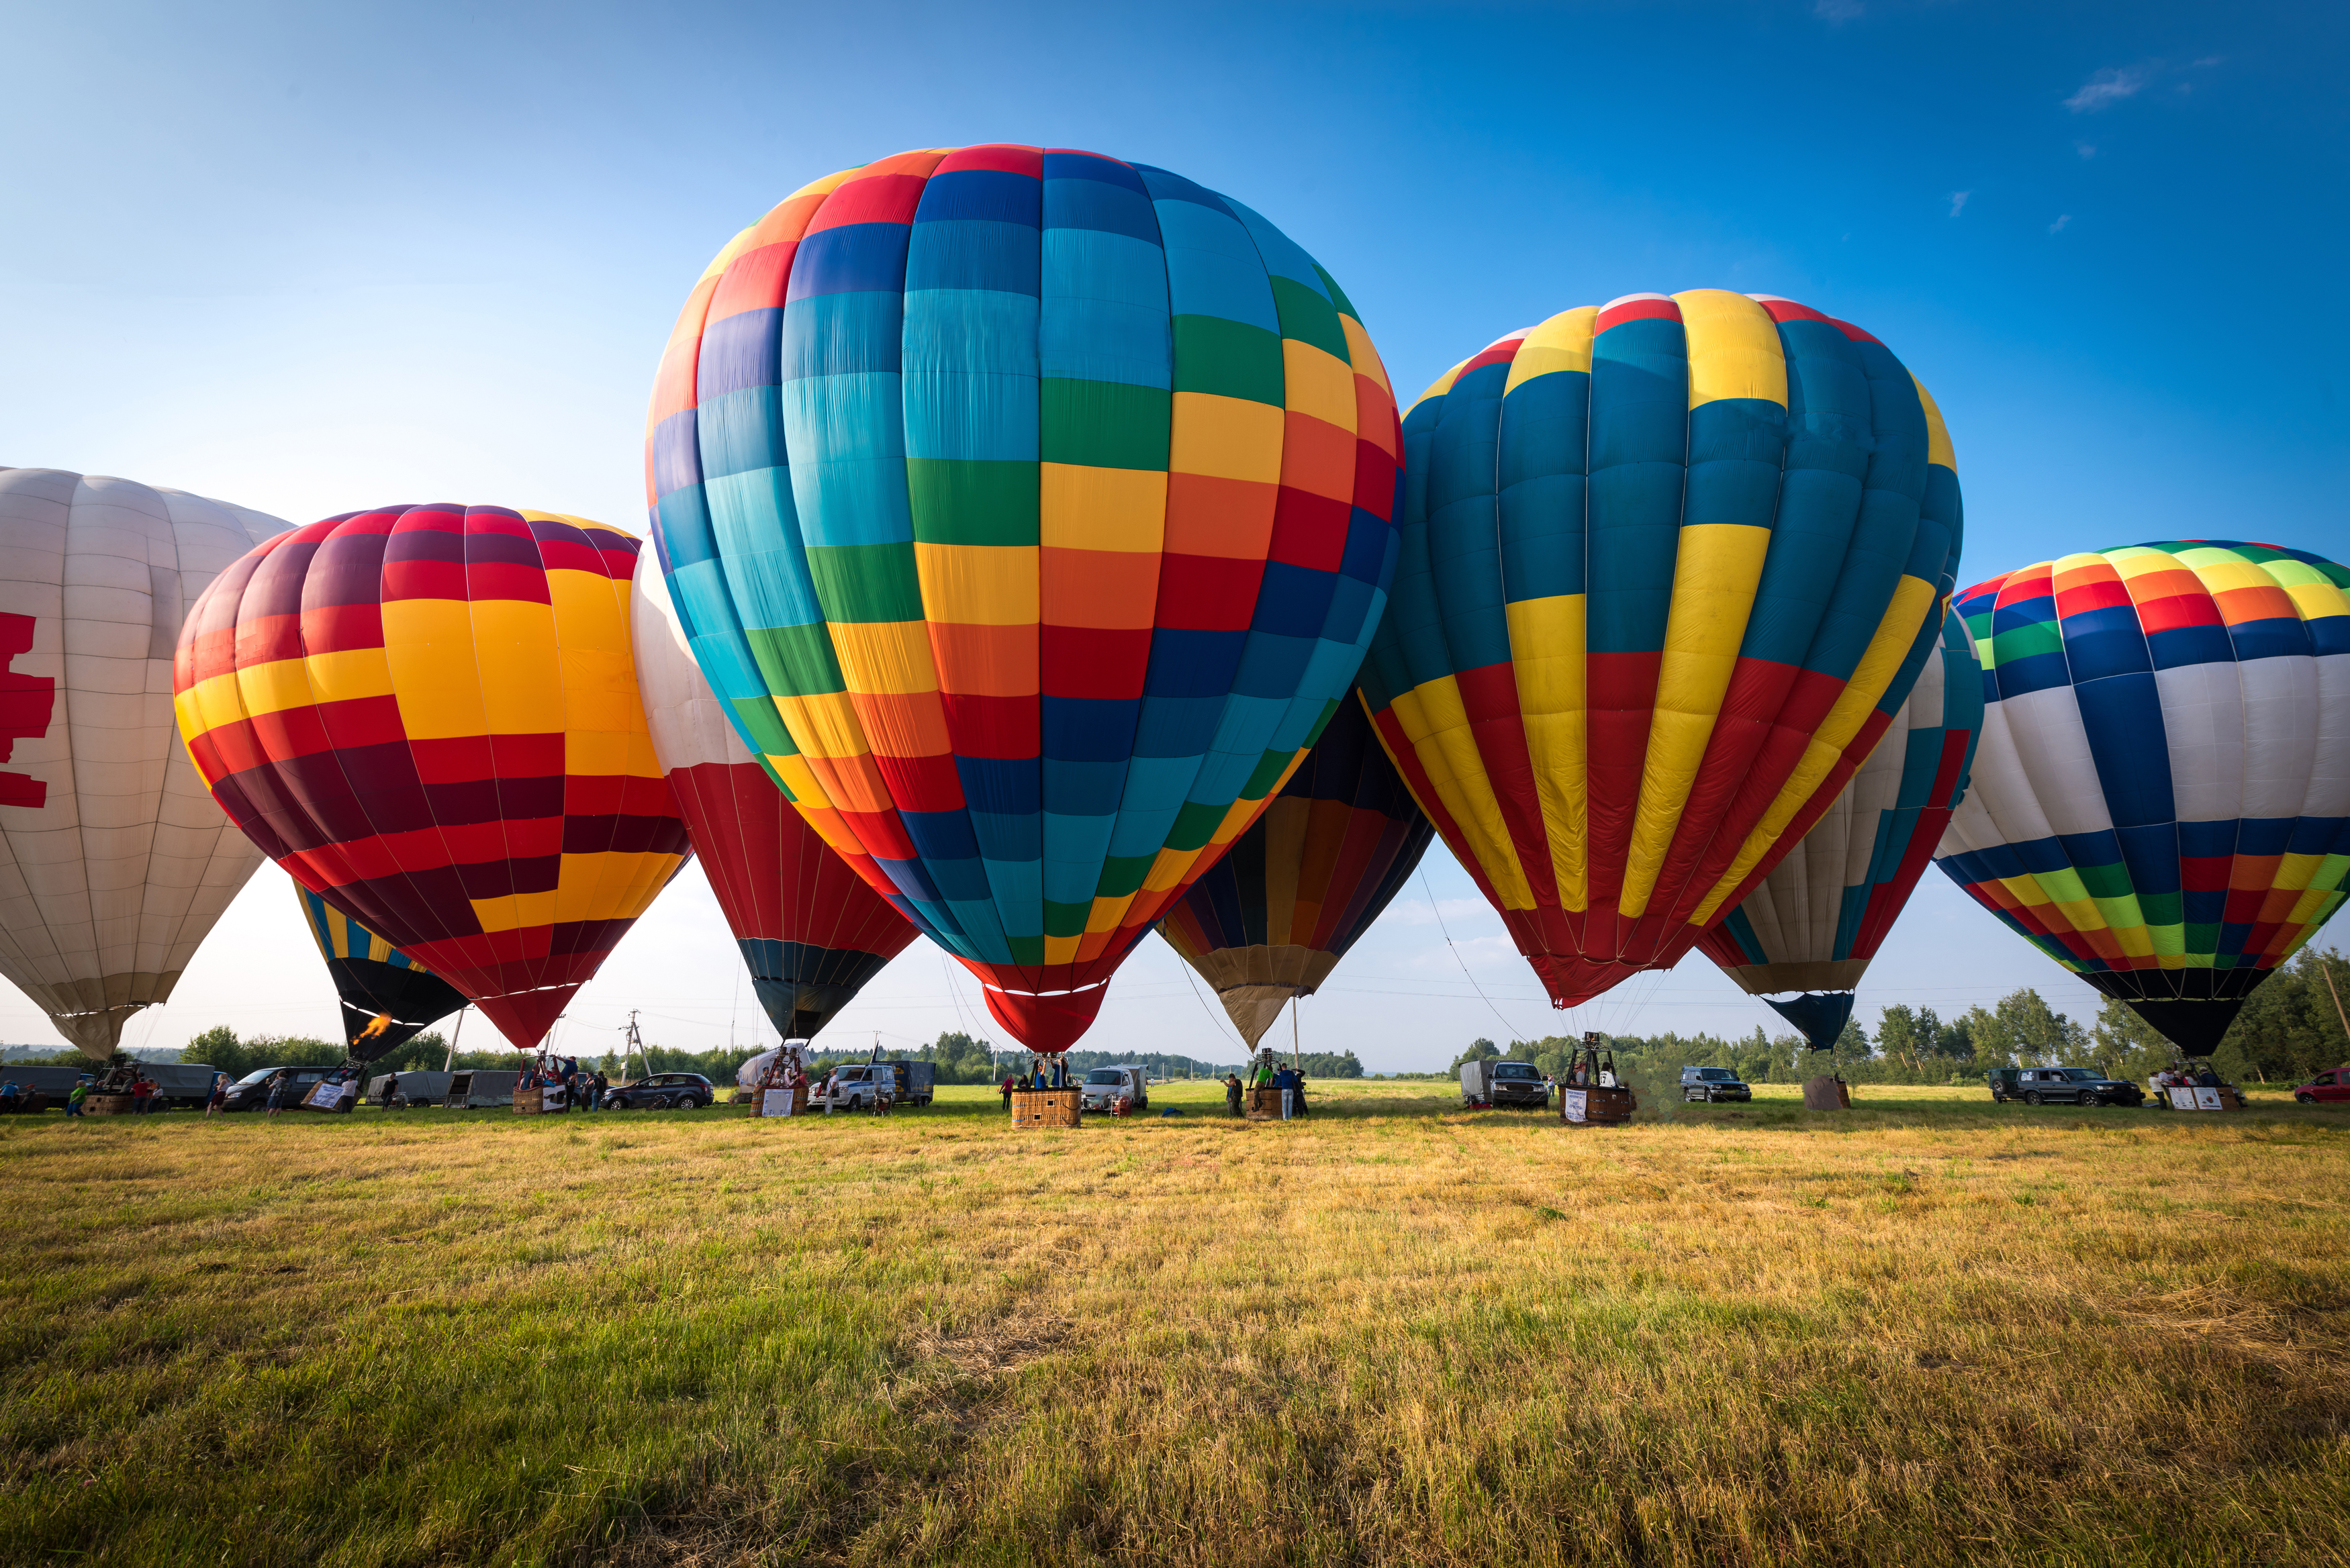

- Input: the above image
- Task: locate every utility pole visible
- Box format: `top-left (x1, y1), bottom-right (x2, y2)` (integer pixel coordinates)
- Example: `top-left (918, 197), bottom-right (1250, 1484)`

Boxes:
top-left (623, 1010), bottom-right (647, 1081)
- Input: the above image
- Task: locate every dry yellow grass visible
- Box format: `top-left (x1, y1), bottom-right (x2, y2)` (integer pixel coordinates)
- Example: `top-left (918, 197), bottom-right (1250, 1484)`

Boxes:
top-left (4, 1081), bottom-right (2346, 1567)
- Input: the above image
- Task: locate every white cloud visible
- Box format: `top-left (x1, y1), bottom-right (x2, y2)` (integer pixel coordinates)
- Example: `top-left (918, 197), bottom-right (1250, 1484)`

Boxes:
top-left (2065, 62), bottom-right (2155, 112)
top-left (2193, 55), bottom-right (2225, 68)
top-left (1814, 0), bottom-right (1864, 19)
top-left (2049, 213), bottom-right (2072, 234)
top-left (1948, 190), bottom-right (1971, 217)
top-left (2076, 142), bottom-right (2097, 159)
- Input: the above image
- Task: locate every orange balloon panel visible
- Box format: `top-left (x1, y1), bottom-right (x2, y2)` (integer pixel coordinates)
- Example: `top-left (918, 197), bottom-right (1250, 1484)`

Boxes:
top-left (173, 505), bottom-right (691, 1050)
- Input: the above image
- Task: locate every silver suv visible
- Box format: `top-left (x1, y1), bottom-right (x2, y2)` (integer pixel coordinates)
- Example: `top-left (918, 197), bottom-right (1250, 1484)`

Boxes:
top-left (1681, 1066), bottom-right (1751, 1104)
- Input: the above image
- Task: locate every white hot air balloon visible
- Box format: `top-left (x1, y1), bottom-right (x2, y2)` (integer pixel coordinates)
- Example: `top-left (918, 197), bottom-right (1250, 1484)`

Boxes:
top-left (0, 469), bottom-right (291, 1058)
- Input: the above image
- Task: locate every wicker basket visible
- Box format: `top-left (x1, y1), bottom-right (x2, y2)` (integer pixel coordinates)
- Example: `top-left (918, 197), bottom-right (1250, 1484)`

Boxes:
top-left (1243, 1085), bottom-right (1290, 1122)
top-left (1558, 1084), bottom-right (1636, 1126)
top-left (1011, 1088), bottom-right (1082, 1128)
top-left (749, 1083), bottom-right (810, 1118)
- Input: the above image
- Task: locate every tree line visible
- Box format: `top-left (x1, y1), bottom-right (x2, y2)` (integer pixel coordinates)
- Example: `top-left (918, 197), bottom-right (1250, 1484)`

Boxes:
top-left (70, 946), bottom-right (2349, 1089)
top-left (1436, 946), bottom-right (2349, 1091)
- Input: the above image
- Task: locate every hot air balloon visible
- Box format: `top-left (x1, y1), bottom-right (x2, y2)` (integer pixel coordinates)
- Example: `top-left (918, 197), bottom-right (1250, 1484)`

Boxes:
top-left (0, 468), bottom-right (291, 1059)
top-left (293, 878), bottom-right (468, 1059)
top-left (629, 550), bottom-right (916, 1038)
top-left (1934, 540), bottom-right (2350, 1055)
top-left (173, 505), bottom-right (693, 1051)
top-left (645, 146), bottom-right (1402, 1053)
top-left (1697, 605), bottom-right (1984, 1050)
top-left (1356, 293), bottom-right (1964, 1009)
top-left (1160, 691), bottom-right (1433, 1049)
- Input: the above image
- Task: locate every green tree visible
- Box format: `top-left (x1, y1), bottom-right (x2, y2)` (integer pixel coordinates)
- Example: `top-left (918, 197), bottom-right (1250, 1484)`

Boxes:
top-left (1448, 1038), bottom-right (1501, 1073)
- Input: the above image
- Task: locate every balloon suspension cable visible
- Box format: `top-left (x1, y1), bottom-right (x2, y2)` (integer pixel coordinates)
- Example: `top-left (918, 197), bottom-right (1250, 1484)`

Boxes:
top-left (443, 1005), bottom-right (466, 1072)
top-left (1168, 940), bottom-right (1246, 1051)
top-left (1420, 867), bottom-right (1525, 1045)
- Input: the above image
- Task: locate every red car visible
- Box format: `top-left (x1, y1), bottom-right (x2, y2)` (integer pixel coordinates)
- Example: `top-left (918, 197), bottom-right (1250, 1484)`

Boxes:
top-left (2292, 1068), bottom-right (2350, 1106)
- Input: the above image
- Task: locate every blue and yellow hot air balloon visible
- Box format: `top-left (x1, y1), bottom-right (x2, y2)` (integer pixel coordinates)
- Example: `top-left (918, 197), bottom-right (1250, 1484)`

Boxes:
top-left (645, 146), bottom-right (1403, 1052)
top-left (1935, 540), bottom-right (2350, 1055)
top-left (1358, 293), bottom-right (1964, 1008)
top-left (294, 881), bottom-right (469, 1059)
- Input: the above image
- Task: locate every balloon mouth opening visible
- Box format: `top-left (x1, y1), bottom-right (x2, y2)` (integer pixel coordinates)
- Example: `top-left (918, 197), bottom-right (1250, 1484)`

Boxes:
top-left (980, 979), bottom-right (1109, 1055)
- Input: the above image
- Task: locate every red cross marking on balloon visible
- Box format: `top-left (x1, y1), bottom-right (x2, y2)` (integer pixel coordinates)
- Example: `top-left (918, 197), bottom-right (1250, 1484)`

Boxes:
top-left (0, 613), bottom-right (54, 809)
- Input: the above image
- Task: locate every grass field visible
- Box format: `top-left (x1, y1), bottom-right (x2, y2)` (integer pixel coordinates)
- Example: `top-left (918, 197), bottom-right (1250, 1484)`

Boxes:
top-left (4, 1079), bottom-right (2347, 1567)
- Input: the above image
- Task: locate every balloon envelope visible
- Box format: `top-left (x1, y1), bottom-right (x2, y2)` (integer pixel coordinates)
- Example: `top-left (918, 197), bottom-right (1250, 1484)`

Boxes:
top-left (629, 550), bottom-right (915, 1039)
top-left (174, 505), bottom-right (692, 1050)
top-left (1358, 293), bottom-right (1964, 1009)
top-left (645, 146), bottom-right (1403, 1051)
top-left (0, 468), bottom-right (291, 1059)
top-left (1934, 540), bottom-right (2350, 1055)
top-left (1160, 692), bottom-right (1433, 1047)
top-left (293, 879), bottom-right (467, 1059)
top-left (1697, 605), bottom-right (1984, 1046)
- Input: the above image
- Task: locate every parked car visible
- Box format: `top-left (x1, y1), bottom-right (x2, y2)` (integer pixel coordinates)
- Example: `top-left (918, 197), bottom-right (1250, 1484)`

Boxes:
top-left (1080, 1065), bottom-right (1149, 1112)
top-left (1987, 1067), bottom-right (2144, 1107)
top-left (1460, 1059), bottom-right (1550, 1108)
top-left (811, 1064), bottom-right (898, 1112)
top-left (1680, 1066), bottom-right (1752, 1104)
top-left (220, 1067), bottom-right (335, 1112)
top-left (604, 1072), bottom-right (715, 1110)
top-left (2292, 1067), bottom-right (2349, 1105)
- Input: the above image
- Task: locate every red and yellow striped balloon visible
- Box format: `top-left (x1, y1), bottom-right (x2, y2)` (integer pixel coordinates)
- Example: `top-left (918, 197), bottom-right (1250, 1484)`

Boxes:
top-left (173, 505), bottom-right (692, 1050)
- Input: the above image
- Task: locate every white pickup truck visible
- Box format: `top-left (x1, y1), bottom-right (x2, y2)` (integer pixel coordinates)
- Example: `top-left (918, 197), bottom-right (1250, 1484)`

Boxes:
top-left (1079, 1065), bottom-right (1148, 1112)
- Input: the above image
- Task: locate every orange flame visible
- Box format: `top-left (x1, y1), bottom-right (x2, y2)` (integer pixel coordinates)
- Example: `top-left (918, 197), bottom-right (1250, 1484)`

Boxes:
top-left (357, 1012), bottom-right (392, 1042)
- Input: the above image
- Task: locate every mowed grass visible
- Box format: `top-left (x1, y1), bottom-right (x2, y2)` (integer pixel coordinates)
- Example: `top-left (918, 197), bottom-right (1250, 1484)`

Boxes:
top-left (4, 1081), bottom-right (2348, 1567)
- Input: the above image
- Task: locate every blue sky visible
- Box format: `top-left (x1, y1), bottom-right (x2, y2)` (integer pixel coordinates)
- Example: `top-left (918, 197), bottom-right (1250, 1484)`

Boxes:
top-left (3, 0), bottom-right (2343, 1068)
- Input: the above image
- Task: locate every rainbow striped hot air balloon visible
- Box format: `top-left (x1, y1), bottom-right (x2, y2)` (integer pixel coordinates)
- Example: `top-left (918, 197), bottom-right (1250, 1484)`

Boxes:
top-left (1935, 540), bottom-right (2350, 1055)
top-left (293, 879), bottom-right (467, 1059)
top-left (1697, 605), bottom-right (1983, 1050)
top-left (174, 505), bottom-right (693, 1051)
top-left (645, 146), bottom-right (1402, 1052)
top-left (1358, 292), bottom-right (1964, 1009)
top-left (1160, 691), bottom-right (1434, 1048)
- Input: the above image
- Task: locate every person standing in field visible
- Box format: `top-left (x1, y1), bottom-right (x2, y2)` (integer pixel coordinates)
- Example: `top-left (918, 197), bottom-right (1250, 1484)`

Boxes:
top-left (1225, 1073), bottom-right (1243, 1116)
top-left (265, 1071), bottom-right (289, 1120)
top-left (1000, 1072), bottom-right (1017, 1110)
top-left (206, 1075), bottom-right (228, 1116)
top-left (130, 1075), bottom-right (155, 1115)
top-left (66, 1079), bottom-right (88, 1118)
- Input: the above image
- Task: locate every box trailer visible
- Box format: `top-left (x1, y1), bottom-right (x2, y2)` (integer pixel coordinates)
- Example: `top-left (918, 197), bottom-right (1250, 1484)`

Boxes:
top-left (1, 1064), bottom-right (86, 1104)
top-left (443, 1070), bottom-right (518, 1108)
top-left (369, 1070), bottom-right (451, 1107)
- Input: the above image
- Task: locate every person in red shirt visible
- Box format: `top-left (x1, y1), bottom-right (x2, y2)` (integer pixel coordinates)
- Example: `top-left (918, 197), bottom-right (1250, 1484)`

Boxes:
top-left (1000, 1073), bottom-right (1017, 1110)
top-left (130, 1077), bottom-right (156, 1115)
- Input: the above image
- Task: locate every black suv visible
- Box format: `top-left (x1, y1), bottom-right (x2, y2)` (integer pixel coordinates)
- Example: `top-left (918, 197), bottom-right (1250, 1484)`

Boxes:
top-left (220, 1067), bottom-right (335, 1112)
top-left (604, 1073), bottom-right (715, 1110)
top-left (1989, 1067), bottom-right (2144, 1107)
top-left (1486, 1061), bottom-right (1550, 1107)
top-left (1681, 1066), bottom-right (1752, 1104)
